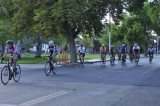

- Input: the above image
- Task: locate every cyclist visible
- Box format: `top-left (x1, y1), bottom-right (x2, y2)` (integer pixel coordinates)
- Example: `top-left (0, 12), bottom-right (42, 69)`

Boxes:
top-left (110, 45), bottom-right (115, 61)
top-left (77, 44), bottom-right (85, 62)
top-left (120, 43), bottom-right (127, 62)
top-left (48, 40), bottom-right (58, 61)
top-left (99, 44), bottom-right (107, 62)
top-left (117, 45), bottom-right (121, 61)
top-left (1, 40), bottom-right (20, 71)
top-left (148, 45), bottom-right (154, 62)
top-left (132, 43), bottom-right (140, 61)
top-left (128, 45), bottom-right (134, 62)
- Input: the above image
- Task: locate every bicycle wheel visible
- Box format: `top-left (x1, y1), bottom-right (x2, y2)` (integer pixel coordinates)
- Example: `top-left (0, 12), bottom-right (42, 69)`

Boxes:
top-left (13, 64), bottom-right (21, 82)
top-left (52, 62), bottom-right (57, 74)
top-left (79, 56), bottom-right (83, 67)
top-left (110, 57), bottom-right (113, 65)
top-left (122, 56), bottom-right (125, 66)
top-left (1, 66), bottom-right (10, 85)
top-left (44, 61), bottom-right (52, 76)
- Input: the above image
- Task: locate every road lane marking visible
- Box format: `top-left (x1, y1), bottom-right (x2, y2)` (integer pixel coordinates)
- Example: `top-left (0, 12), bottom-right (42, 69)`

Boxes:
top-left (19, 90), bottom-right (70, 106)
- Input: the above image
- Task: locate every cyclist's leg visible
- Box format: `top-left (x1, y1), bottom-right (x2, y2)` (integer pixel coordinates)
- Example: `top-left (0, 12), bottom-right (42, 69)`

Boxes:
top-left (82, 53), bottom-right (85, 63)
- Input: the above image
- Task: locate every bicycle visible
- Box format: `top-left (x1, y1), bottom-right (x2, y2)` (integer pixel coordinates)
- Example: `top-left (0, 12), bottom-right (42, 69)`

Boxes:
top-left (121, 53), bottom-right (126, 66)
top-left (118, 52), bottom-right (121, 62)
top-left (100, 53), bottom-right (106, 66)
top-left (44, 56), bottom-right (57, 76)
top-left (129, 53), bottom-right (134, 63)
top-left (134, 53), bottom-right (139, 66)
top-left (78, 53), bottom-right (84, 67)
top-left (149, 53), bottom-right (153, 63)
top-left (110, 54), bottom-right (115, 65)
top-left (0, 55), bottom-right (21, 85)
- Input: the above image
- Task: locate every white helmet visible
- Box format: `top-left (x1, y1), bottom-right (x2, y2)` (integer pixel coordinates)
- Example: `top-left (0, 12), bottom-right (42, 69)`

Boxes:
top-left (49, 40), bottom-right (54, 46)
top-left (102, 44), bottom-right (105, 46)
top-left (134, 43), bottom-right (137, 46)
top-left (122, 44), bottom-right (125, 46)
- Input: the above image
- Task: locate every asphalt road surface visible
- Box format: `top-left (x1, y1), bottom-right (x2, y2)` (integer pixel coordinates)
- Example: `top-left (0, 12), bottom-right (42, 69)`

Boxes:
top-left (0, 55), bottom-right (160, 106)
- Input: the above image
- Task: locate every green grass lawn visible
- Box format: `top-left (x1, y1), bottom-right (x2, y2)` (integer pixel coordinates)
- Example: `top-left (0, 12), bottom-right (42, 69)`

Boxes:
top-left (16, 53), bottom-right (102, 64)
top-left (3, 53), bottom-right (145, 64)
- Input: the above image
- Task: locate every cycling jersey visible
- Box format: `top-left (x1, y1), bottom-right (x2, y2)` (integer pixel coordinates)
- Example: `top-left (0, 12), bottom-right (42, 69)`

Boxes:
top-left (5, 46), bottom-right (16, 55)
top-left (48, 45), bottom-right (57, 57)
top-left (78, 46), bottom-right (85, 53)
top-left (148, 48), bottom-right (154, 53)
top-left (100, 46), bottom-right (106, 53)
top-left (133, 46), bottom-right (140, 54)
top-left (120, 45), bottom-right (126, 53)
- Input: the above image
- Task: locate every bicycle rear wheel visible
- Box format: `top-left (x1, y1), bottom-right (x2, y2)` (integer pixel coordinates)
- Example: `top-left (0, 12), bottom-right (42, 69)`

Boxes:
top-left (13, 64), bottom-right (21, 82)
top-left (1, 66), bottom-right (10, 85)
top-left (44, 61), bottom-right (52, 76)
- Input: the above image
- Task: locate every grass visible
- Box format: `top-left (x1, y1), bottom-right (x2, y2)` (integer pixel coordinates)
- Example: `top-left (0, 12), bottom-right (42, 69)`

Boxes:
top-left (16, 53), bottom-right (103, 64)
top-left (2, 53), bottom-right (145, 64)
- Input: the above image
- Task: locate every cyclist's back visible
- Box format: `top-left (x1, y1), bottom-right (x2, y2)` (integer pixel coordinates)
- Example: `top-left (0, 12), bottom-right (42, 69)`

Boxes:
top-left (100, 44), bottom-right (107, 55)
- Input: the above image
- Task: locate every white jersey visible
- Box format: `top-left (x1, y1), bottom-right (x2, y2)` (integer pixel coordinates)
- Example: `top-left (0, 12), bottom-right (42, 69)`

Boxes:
top-left (148, 48), bottom-right (154, 53)
top-left (132, 45), bottom-right (140, 50)
top-left (78, 46), bottom-right (85, 53)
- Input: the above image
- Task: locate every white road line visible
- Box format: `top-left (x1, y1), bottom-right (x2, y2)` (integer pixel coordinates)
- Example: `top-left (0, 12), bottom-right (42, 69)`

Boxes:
top-left (19, 90), bottom-right (70, 106)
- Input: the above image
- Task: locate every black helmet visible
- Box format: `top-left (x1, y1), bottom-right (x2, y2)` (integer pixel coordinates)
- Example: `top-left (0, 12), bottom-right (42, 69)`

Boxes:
top-left (6, 40), bottom-right (14, 45)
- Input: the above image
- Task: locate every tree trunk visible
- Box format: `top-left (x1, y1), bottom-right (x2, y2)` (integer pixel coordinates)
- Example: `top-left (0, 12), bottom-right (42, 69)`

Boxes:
top-left (1, 42), bottom-right (5, 57)
top-left (35, 35), bottom-right (42, 58)
top-left (68, 34), bottom-right (77, 63)
top-left (144, 42), bottom-right (148, 57)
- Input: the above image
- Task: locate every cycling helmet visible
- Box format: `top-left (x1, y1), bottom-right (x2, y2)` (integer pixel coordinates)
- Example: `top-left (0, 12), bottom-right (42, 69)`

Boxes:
top-left (122, 44), bottom-right (125, 46)
top-left (102, 44), bottom-right (105, 46)
top-left (6, 40), bottom-right (14, 45)
top-left (134, 43), bottom-right (137, 46)
top-left (111, 45), bottom-right (114, 48)
top-left (48, 40), bottom-right (54, 46)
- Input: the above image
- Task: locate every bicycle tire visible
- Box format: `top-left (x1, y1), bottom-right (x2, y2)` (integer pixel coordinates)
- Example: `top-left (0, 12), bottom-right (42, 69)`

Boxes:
top-left (79, 56), bottom-right (84, 67)
top-left (122, 55), bottom-right (125, 66)
top-left (52, 62), bottom-right (57, 74)
top-left (44, 61), bottom-right (52, 76)
top-left (13, 64), bottom-right (21, 82)
top-left (1, 66), bottom-right (10, 85)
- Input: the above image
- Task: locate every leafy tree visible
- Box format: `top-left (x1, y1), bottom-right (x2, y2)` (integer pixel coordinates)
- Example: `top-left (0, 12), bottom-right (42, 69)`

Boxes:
top-left (13, 0), bottom-right (125, 62)
top-left (0, 0), bottom-right (14, 56)
top-left (147, 0), bottom-right (160, 36)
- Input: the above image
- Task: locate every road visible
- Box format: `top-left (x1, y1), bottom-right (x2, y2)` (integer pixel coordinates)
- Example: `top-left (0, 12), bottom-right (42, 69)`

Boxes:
top-left (0, 55), bottom-right (160, 106)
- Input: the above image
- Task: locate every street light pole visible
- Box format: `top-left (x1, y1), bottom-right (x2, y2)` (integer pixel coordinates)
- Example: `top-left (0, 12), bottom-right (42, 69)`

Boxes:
top-left (108, 12), bottom-right (111, 52)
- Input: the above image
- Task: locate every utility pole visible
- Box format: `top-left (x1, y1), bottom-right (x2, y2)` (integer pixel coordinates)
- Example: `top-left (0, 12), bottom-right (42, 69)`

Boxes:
top-left (108, 7), bottom-right (111, 52)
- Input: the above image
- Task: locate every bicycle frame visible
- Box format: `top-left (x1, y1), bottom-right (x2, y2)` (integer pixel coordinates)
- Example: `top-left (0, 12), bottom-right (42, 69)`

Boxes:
top-left (121, 53), bottom-right (126, 66)
top-left (110, 54), bottom-right (115, 65)
top-left (44, 55), bottom-right (57, 75)
top-left (134, 53), bottom-right (139, 66)
top-left (101, 53), bottom-right (106, 63)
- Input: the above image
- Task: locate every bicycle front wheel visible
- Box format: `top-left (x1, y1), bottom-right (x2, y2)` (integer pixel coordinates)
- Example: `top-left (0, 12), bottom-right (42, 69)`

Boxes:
top-left (52, 62), bottom-right (57, 74)
top-left (13, 64), bottom-right (21, 82)
top-left (44, 61), bottom-right (52, 76)
top-left (1, 66), bottom-right (10, 85)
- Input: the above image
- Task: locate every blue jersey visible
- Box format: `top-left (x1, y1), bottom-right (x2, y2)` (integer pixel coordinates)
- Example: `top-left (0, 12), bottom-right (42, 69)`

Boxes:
top-left (120, 46), bottom-right (126, 53)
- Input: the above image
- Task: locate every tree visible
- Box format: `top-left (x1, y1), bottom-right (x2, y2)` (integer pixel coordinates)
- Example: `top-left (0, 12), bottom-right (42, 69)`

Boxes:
top-left (13, 0), bottom-right (125, 62)
top-left (0, 0), bottom-right (14, 56)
